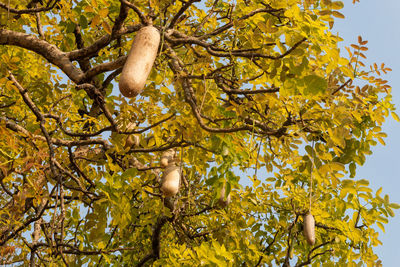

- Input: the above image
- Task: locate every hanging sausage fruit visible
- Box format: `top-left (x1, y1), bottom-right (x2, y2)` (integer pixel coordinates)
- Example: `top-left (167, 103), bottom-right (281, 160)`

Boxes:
top-left (160, 149), bottom-right (175, 168)
top-left (119, 25), bottom-right (160, 97)
top-left (161, 164), bottom-right (180, 197)
top-left (218, 183), bottom-right (231, 207)
top-left (303, 142), bottom-right (316, 246)
top-left (303, 212), bottom-right (315, 245)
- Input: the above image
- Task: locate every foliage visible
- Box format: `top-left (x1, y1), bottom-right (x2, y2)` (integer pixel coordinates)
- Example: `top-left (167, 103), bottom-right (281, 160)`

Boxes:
top-left (0, 0), bottom-right (398, 266)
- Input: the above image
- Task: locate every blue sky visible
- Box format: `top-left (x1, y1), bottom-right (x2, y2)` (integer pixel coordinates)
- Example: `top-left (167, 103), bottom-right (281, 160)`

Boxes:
top-left (333, 0), bottom-right (400, 265)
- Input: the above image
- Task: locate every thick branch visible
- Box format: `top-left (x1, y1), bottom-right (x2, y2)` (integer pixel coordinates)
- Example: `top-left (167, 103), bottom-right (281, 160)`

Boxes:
top-left (0, 29), bottom-right (84, 83)
top-left (137, 216), bottom-right (169, 266)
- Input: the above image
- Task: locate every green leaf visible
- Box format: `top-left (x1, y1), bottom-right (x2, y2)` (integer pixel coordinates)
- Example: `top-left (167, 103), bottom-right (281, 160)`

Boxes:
top-left (79, 15), bottom-right (88, 29)
top-left (303, 75), bottom-right (328, 95)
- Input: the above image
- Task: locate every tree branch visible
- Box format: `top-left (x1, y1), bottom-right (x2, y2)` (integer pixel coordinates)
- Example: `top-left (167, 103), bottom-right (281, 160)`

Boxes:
top-left (136, 216), bottom-right (169, 266)
top-left (0, 29), bottom-right (84, 83)
top-left (120, 0), bottom-right (147, 25)
top-left (0, 0), bottom-right (59, 14)
top-left (168, 0), bottom-right (201, 29)
top-left (67, 24), bottom-right (141, 60)
top-left (295, 240), bottom-right (334, 267)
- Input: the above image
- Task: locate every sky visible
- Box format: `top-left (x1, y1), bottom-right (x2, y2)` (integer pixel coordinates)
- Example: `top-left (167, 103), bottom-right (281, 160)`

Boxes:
top-left (333, 0), bottom-right (400, 265)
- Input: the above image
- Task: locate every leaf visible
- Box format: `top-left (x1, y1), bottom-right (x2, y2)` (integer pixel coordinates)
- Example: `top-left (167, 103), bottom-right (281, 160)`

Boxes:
top-left (331, 1), bottom-right (344, 9)
top-left (389, 203), bottom-right (400, 209)
top-left (377, 137), bottom-right (385, 145)
top-left (79, 15), bottom-right (88, 29)
top-left (99, 8), bottom-right (109, 18)
top-left (332, 11), bottom-right (345, 18)
top-left (387, 208), bottom-right (395, 217)
top-left (357, 179), bottom-right (369, 186)
top-left (303, 75), bottom-right (327, 95)
top-left (376, 187), bottom-right (383, 197)
top-left (376, 222), bottom-right (385, 232)
top-left (84, 5), bottom-right (95, 13)
top-left (330, 162), bottom-right (345, 172)
top-left (349, 162), bottom-right (356, 178)
top-left (91, 15), bottom-right (101, 28)
top-left (102, 21), bottom-right (112, 34)
top-left (341, 66), bottom-right (354, 78)
top-left (391, 112), bottom-right (400, 122)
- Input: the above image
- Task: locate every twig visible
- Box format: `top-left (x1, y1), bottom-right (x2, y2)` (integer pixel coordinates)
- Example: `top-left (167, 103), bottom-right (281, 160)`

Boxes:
top-left (120, 0), bottom-right (147, 25)
top-left (0, 0), bottom-right (59, 14)
top-left (34, 3), bottom-right (45, 39)
top-left (168, 0), bottom-right (201, 29)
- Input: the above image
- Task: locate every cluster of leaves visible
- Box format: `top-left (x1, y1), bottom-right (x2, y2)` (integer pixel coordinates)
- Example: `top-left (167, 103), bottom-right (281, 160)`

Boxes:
top-left (0, 0), bottom-right (398, 266)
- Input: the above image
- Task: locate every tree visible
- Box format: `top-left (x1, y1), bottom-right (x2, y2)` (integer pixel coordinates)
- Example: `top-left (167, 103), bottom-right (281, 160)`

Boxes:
top-left (0, 0), bottom-right (398, 266)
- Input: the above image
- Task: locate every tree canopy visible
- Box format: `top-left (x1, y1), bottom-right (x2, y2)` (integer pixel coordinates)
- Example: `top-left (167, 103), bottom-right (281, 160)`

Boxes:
top-left (0, 0), bottom-right (399, 266)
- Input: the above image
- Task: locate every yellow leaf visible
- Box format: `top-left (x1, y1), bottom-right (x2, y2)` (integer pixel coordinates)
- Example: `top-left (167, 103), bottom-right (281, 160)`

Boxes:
top-left (332, 11), bottom-right (345, 19)
top-left (5, 81), bottom-right (17, 92)
top-left (331, 1), bottom-right (344, 9)
top-left (377, 137), bottom-right (385, 145)
top-left (341, 66), bottom-right (354, 79)
top-left (160, 86), bottom-right (171, 94)
top-left (377, 222), bottom-right (385, 233)
top-left (99, 8), bottom-right (109, 18)
top-left (91, 15), bottom-right (101, 28)
top-left (330, 162), bottom-right (345, 172)
top-left (10, 57), bottom-right (20, 63)
top-left (84, 5), bottom-right (95, 13)
top-left (376, 187), bottom-right (382, 197)
top-left (391, 112), bottom-right (400, 122)
top-left (154, 74), bottom-right (163, 85)
top-left (98, 241), bottom-right (106, 249)
top-left (102, 21), bottom-right (112, 34)
top-left (338, 57), bottom-right (349, 65)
